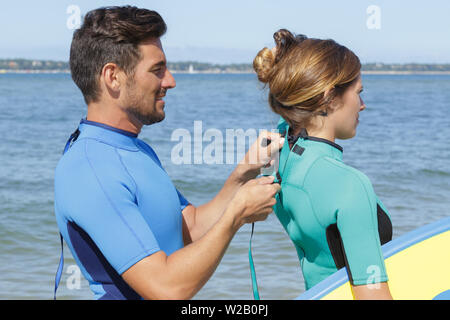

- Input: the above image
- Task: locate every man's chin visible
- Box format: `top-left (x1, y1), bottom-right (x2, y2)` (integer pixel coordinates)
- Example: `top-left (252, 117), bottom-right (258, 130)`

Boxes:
top-left (149, 101), bottom-right (166, 124)
top-left (140, 112), bottom-right (165, 125)
top-left (150, 109), bottom-right (166, 124)
top-left (151, 112), bottom-right (165, 124)
top-left (127, 109), bottom-right (165, 126)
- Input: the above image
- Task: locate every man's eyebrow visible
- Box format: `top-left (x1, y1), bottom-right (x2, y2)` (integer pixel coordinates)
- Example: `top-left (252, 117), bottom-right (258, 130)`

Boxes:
top-left (151, 60), bottom-right (166, 68)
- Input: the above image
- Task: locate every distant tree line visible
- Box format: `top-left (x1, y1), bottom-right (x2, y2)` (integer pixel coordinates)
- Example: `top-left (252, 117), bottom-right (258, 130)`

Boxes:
top-left (1, 59), bottom-right (450, 72)
top-left (0, 59), bottom-right (69, 70)
top-left (167, 61), bottom-right (253, 72)
top-left (362, 63), bottom-right (450, 72)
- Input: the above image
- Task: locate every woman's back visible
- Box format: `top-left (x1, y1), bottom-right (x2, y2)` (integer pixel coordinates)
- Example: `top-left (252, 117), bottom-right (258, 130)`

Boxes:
top-left (274, 122), bottom-right (392, 289)
top-left (254, 29), bottom-right (394, 298)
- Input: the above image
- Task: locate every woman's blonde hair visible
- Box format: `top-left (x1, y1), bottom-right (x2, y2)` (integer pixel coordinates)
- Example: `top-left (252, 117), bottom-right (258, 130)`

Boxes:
top-left (253, 29), bottom-right (361, 130)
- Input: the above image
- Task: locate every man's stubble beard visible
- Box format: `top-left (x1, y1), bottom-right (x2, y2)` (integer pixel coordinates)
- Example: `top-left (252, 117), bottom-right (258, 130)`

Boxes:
top-left (124, 78), bottom-right (165, 126)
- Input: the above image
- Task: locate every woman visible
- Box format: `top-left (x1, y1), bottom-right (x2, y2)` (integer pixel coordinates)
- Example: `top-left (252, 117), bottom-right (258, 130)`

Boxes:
top-left (253, 29), bottom-right (393, 299)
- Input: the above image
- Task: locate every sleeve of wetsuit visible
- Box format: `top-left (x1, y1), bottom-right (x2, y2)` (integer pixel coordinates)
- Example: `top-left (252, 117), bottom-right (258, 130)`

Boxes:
top-left (336, 171), bottom-right (388, 286)
top-left (67, 140), bottom-right (162, 275)
top-left (176, 188), bottom-right (190, 211)
top-left (137, 140), bottom-right (190, 212)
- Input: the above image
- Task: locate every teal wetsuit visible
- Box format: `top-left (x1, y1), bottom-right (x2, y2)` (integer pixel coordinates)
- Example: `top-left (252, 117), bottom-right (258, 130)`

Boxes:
top-left (274, 119), bottom-right (392, 290)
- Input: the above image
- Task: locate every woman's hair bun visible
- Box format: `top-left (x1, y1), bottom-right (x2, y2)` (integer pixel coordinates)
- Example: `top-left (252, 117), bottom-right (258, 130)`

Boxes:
top-left (253, 47), bottom-right (275, 83)
top-left (253, 29), bottom-right (308, 83)
top-left (273, 29), bottom-right (307, 64)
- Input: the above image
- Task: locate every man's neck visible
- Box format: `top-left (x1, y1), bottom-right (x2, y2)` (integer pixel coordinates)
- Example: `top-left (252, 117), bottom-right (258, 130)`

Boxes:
top-left (86, 102), bottom-right (142, 135)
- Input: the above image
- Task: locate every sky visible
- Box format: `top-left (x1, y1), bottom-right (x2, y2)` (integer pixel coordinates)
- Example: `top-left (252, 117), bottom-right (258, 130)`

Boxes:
top-left (1, 0), bottom-right (450, 64)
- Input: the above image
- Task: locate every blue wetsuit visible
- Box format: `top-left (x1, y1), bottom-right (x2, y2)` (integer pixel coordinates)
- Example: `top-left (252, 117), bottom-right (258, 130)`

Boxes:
top-left (54, 119), bottom-right (189, 299)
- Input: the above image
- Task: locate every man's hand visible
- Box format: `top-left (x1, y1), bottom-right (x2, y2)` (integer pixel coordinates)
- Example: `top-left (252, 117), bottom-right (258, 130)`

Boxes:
top-left (182, 132), bottom-right (284, 245)
top-left (226, 175), bottom-right (281, 230)
top-left (123, 176), bottom-right (280, 300)
top-left (235, 131), bottom-right (285, 184)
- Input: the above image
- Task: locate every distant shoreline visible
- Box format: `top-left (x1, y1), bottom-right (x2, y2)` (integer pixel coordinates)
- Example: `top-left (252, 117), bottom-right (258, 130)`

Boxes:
top-left (361, 70), bottom-right (450, 75)
top-left (2, 69), bottom-right (450, 75)
top-left (3, 59), bottom-right (450, 75)
top-left (0, 69), bottom-right (70, 74)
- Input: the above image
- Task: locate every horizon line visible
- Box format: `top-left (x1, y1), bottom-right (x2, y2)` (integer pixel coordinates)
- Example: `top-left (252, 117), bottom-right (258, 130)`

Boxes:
top-left (1, 58), bottom-right (450, 66)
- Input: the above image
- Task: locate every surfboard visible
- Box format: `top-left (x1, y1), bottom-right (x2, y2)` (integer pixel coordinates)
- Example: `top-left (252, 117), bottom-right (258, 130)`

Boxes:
top-left (296, 216), bottom-right (450, 300)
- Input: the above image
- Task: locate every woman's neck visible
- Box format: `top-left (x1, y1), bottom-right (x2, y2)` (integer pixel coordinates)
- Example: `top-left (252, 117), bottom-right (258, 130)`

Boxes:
top-left (291, 117), bottom-right (336, 142)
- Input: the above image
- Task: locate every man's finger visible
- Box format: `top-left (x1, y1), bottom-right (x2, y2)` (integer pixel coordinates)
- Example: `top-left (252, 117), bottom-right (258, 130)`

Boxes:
top-left (260, 137), bottom-right (271, 147)
top-left (260, 135), bottom-right (285, 160)
top-left (260, 132), bottom-right (284, 147)
top-left (271, 183), bottom-right (281, 194)
top-left (257, 175), bottom-right (275, 184)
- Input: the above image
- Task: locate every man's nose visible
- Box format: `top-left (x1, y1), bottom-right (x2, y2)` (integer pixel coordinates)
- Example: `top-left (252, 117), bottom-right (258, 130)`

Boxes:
top-left (163, 68), bottom-right (176, 89)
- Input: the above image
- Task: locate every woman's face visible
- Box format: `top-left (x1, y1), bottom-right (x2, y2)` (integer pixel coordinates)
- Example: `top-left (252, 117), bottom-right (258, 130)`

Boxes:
top-left (331, 74), bottom-right (366, 140)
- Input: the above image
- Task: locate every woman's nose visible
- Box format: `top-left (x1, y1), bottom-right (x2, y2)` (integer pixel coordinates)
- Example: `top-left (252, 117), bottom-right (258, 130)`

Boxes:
top-left (360, 97), bottom-right (366, 111)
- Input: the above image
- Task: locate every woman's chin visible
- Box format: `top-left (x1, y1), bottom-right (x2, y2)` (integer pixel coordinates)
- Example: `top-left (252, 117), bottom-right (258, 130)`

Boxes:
top-left (336, 130), bottom-right (357, 140)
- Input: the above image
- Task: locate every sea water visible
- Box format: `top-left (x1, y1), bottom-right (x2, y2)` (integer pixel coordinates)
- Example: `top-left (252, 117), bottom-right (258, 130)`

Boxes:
top-left (0, 73), bottom-right (449, 299)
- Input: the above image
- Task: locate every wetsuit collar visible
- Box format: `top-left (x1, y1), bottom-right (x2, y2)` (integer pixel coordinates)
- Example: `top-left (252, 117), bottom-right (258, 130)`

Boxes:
top-left (287, 128), bottom-right (343, 153)
top-left (77, 118), bottom-right (139, 151)
top-left (80, 119), bottom-right (138, 137)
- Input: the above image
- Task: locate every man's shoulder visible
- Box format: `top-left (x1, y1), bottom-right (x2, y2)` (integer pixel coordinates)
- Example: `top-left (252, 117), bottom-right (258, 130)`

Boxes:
top-left (55, 138), bottom-right (132, 184)
top-left (134, 138), bottom-right (163, 167)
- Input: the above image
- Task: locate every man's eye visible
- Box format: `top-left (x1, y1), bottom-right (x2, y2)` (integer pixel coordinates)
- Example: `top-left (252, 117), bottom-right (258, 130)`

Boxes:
top-left (151, 67), bottom-right (165, 76)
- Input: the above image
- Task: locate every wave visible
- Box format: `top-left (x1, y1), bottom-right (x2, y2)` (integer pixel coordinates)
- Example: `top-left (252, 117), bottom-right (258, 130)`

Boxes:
top-left (418, 168), bottom-right (450, 177)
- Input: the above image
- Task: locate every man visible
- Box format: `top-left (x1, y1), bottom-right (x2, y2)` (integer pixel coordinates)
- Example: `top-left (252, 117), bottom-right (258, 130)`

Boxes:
top-left (54, 6), bottom-right (283, 300)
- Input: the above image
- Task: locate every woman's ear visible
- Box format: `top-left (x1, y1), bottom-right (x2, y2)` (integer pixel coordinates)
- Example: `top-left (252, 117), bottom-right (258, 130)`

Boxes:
top-left (324, 87), bottom-right (341, 113)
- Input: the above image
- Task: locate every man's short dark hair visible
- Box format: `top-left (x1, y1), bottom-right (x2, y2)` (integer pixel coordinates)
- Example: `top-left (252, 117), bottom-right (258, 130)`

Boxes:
top-left (70, 6), bottom-right (167, 104)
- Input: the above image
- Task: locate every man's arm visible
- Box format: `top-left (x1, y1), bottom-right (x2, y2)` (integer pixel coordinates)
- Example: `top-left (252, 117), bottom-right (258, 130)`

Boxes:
top-left (122, 176), bottom-right (280, 299)
top-left (124, 205), bottom-right (238, 300)
top-left (181, 168), bottom-right (242, 245)
top-left (182, 131), bottom-right (284, 244)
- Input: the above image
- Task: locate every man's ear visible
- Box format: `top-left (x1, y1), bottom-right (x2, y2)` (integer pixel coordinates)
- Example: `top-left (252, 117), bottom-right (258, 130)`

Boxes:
top-left (101, 63), bottom-right (124, 93)
top-left (99, 63), bottom-right (128, 99)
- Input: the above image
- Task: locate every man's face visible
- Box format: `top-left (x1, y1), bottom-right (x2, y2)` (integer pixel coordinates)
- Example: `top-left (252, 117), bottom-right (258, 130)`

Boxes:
top-left (122, 38), bottom-right (176, 126)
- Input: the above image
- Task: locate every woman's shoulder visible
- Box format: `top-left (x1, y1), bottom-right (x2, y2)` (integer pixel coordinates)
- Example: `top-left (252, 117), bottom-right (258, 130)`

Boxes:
top-left (308, 156), bottom-right (374, 190)
top-left (304, 157), bottom-right (379, 214)
top-left (283, 150), bottom-right (373, 192)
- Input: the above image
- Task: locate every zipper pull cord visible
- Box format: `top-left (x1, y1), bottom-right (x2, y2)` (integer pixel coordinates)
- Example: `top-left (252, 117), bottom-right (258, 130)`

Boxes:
top-left (249, 222), bottom-right (260, 300)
